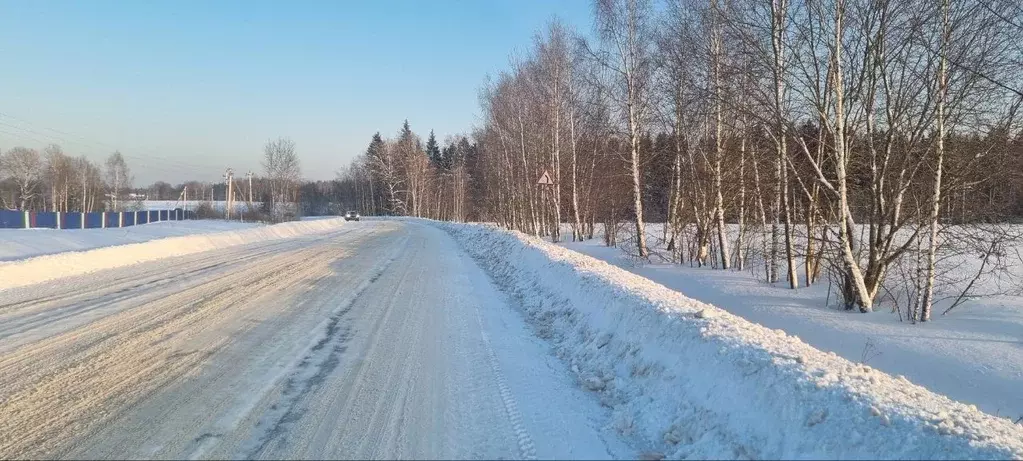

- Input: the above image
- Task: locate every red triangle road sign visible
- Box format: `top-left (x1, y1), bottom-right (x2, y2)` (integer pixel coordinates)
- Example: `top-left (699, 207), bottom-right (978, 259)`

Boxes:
top-left (537, 170), bottom-right (554, 185)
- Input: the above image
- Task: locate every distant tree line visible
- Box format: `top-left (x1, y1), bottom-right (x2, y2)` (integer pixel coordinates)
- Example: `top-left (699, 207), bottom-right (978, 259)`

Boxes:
top-left (336, 121), bottom-right (479, 222)
top-left (0, 145), bottom-right (127, 213)
top-left (5, 0), bottom-right (1022, 322)
top-left (338, 0), bottom-right (1023, 322)
top-left (0, 136), bottom-right (310, 222)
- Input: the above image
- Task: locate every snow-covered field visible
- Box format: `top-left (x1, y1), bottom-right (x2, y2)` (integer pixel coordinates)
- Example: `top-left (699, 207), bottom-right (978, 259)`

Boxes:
top-left (438, 221), bottom-right (1023, 459)
top-left (559, 224), bottom-right (1023, 423)
top-left (140, 200), bottom-right (263, 212)
top-left (0, 220), bottom-right (261, 261)
top-left (0, 219), bottom-right (343, 290)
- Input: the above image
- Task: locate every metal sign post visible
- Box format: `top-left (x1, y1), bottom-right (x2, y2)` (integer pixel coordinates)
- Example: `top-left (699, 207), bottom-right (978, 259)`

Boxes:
top-left (537, 170), bottom-right (555, 237)
top-left (537, 170), bottom-right (554, 186)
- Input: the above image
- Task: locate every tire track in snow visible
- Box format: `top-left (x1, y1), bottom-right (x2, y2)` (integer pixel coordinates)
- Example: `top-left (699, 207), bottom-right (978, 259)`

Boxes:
top-left (474, 305), bottom-right (537, 460)
top-left (0, 227), bottom-right (375, 353)
top-left (0, 225), bottom-right (368, 314)
top-left (0, 242), bottom-right (288, 340)
top-left (267, 228), bottom-right (431, 459)
top-left (0, 239), bottom-right (351, 459)
top-left (57, 225), bottom-right (402, 460)
top-left (347, 235), bottom-right (431, 457)
top-left (233, 231), bottom-right (410, 460)
top-left (245, 222), bottom-right (540, 459)
top-left (0, 236), bottom-right (297, 308)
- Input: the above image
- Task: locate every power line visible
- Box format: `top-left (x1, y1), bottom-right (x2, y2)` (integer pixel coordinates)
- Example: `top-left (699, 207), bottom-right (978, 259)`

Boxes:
top-left (0, 119), bottom-right (203, 172)
top-left (0, 126), bottom-right (53, 148)
top-left (0, 129), bottom-right (201, 177)
top-left (0, 113), bottom-right (237, 173)
top-left (0, 117), bottom-right (111, 154)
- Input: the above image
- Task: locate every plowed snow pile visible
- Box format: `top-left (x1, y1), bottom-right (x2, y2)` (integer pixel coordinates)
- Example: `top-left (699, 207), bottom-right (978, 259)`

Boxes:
top-left (438, 221), bottom-right (1023, 460)
top-left (0, 218), bottom-right (345, 291)
top-left (0, 221), bottom-right (261, 261)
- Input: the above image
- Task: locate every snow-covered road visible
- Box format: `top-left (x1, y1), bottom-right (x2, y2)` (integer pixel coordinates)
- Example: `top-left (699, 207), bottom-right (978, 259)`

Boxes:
top-left (0, 221), bottom-right (626, 459)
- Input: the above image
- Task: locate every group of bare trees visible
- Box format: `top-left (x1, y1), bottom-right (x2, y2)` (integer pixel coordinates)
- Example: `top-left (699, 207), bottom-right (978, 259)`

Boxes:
top-left (336, 121), bottom-right (476, 222)
top-left (262, 137), bottom-right (302, 220)
top-left (0, 145), bottom-right (126, 212)
top-left (0, 136), bottom-right (308, 222)
top-left (457, 0), bottom-right (1023, 321)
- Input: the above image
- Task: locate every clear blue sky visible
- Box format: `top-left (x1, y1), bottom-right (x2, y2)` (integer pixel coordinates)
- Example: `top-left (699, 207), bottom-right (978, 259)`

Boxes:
top-left (0, 0), bottom-right (592, 185)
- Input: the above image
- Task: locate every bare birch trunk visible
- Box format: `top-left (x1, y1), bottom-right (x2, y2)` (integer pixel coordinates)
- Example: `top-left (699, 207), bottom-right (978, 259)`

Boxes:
top-left (831, 0), bottom-right (872, 312)
top-left (771, 155), bottom-right (782, 283)
top-left (667, 138), bottom-right (683, 252)
top-left (736, 134), bottom-right (746, 271)
top-left (752, 141), bottom-right (771, 280)
top-left (552, 74), bottom-right (563, 243)
top-left (712, 0), bottom-right (730, 270)
top-left (921, 0), bottom-right (950, 322)
top-left (667, 79), bottom-right (686, 253)
top-left (570, 106), bottom-right (582, 242)
top-left (629, 126), bottom-right (648, 258)
top-left (782, 160), bottom-right (798, 288)
top-left (771, 0), bottom-right (798, 288)
top-left (585, 143), bottom-right (599, 240)
top-left (518, 113), bottom-right (538, 235)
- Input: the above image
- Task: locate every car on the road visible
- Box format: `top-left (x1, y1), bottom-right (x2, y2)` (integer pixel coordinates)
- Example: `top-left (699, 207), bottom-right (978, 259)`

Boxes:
top-left (344, 210), bottom-right (360, 221)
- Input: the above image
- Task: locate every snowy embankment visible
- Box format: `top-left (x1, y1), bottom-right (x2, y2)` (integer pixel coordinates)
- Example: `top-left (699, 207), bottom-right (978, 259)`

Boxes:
top-left (437, 222), bottom-right (1023, 460)
top-left (564, 224), bottom-right (1023, 421)
top-left (0, 221), bottom-right (262, 262)
top-left (0, 218), bottom-right (345, 291)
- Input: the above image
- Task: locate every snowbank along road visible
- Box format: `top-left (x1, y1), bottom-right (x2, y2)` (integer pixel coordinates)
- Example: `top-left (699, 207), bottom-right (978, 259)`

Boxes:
top-left (439, 221), bottom-right (1023, 460)
top-left (0, 220), bottom-right (628, 460)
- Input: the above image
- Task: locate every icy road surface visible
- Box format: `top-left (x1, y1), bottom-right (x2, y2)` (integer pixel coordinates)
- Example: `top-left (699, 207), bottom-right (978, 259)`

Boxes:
top-left (0, 221), bottom-right (627, 459)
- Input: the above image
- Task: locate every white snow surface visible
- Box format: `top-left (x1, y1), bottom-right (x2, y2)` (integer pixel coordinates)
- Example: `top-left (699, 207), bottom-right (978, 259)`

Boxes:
top-left (434, 220), bottom-right (1023, 460)
top-left (0, 219), bottom-right (341, 291)
top-left (0, 220), bottom-right (628, 459)
top-left (140, 200), bottom-right (263, 212)
top-left (563, 224), bottom-right (1023, 422)
top-left (0, 220), bottom-right (261, 262)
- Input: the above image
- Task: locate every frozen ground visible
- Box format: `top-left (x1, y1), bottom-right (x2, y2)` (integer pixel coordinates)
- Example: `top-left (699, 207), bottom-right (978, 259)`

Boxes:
top-left (0, 220), bottom-right (260, 262)
top-left (0, 220), bottom-right (630, 459)
top-left (560, 223), bottom-right (1023, 422)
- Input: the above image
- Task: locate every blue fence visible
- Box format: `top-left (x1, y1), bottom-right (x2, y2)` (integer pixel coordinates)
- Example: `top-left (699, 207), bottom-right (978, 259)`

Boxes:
top-left (65, 212), bottom-right (83, 229)
top-left (85, 212), bottom-right (104, 228)
top-left (34, 212), bottom-right (58, 229)
top-left (0, 209), bottom-right (197, 229)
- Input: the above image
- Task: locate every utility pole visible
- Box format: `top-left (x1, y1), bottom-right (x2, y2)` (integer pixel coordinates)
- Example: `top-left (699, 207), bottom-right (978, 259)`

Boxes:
top-left (113, 167), bottom-right (119, 211)
top-left (223, 168), bottom-right (234, 220)
top-left (231, 175), bottom-right (241, 221)
top-left (177, 187), bottom-right (187, 220)
top-left (246, 171), bottom-right (254, 204)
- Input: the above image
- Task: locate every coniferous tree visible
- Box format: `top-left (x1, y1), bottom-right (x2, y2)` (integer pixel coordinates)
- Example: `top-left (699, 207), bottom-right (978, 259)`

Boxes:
top-left (441, 143), bottom-right (457, 171)
top-left (364, 132), bottom-right (385, 214)
top-left (425, 130), bottom-right (442, 169)
top-left (367, 132), bottom-right (385, 157)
